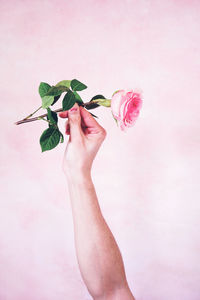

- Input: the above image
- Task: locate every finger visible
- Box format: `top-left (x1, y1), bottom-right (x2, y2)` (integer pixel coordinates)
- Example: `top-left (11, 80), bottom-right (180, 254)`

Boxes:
top-left (67, 103), bottom-right (83, 141)
top-left (79, 106), bottom-right (104, 133)
top-left (59, 111), bottom-right (68, 118)
top-left (61, 110), bottom-right (87, 134)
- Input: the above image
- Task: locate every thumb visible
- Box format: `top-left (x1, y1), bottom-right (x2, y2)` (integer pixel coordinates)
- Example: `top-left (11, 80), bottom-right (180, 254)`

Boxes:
top-left (67, 103), bottom-right (83, 141)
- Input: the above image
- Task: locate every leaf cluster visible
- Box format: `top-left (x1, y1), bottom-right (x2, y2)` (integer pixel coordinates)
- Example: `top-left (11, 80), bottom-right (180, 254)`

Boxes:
top-left (38, 79), bottom-right (104, 152)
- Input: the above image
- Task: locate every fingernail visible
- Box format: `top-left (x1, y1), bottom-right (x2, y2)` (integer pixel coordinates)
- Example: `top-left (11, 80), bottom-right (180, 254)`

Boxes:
top-left (69, 103), bottom-right (79, 113)
top-left (69, 107), bottom-right (78, 112)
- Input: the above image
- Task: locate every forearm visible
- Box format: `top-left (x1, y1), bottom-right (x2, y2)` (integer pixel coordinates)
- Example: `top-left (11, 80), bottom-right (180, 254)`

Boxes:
top-left (66, 171), bottom-right (132, 299)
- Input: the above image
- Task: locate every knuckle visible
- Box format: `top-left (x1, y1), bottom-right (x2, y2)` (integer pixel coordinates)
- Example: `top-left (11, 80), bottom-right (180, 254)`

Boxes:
top-left (70, 114), bottom-right (81, 123)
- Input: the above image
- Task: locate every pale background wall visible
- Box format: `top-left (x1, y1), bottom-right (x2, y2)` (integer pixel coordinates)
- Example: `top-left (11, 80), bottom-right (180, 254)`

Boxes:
top-left (0, 0), bottom-right (200, 299)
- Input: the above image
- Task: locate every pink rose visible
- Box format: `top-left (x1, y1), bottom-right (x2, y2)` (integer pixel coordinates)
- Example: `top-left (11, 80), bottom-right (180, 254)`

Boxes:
top-left (111, 89), bottom-right (143, 131)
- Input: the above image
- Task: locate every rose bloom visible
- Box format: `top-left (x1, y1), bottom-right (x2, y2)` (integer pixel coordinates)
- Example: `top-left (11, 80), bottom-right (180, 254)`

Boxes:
top-left (111, 89), bottom-right (142, 131)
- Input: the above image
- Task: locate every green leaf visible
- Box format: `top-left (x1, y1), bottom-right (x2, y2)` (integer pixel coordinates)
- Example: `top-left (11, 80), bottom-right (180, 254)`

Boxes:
top-left (60, 131), bottom-right (64, 143)
top-left (55, 80), bottom-right (71, 88)
top-left (45, 86), bottom-right (68, 96)
top-left (73, 91), bottom-right (84, 105)
top-left (71, 79), bottom-right (87, 91)
top-left (62, 90), bottom-right (76, 110)
top-left (51, 95), bottom-right (61, 106)
top-left (86, 94), bottom-right (105, 110)
top-left (90, 113), bottom-right (98, 119)
top-left (42, 95), bottom-right (54, 108)
top-left (40, 126), bottom-right (61, 152)
top-left (47, 108), bottom-right (58, 125)
top-left (91, 94), bottom-right (106, 100)
top-left (39, 82), bottom-right (51, 97)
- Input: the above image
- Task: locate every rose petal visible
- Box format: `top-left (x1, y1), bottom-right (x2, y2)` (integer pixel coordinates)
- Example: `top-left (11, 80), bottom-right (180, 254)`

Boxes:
top-left (111, 90), bottom-right (127, 120)
top-left (123, 93), bottom-right (142, 129)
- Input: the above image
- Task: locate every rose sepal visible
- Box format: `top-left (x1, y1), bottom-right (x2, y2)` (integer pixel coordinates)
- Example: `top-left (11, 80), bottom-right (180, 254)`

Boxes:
top-left (93, 99), bottom-right (111, 107)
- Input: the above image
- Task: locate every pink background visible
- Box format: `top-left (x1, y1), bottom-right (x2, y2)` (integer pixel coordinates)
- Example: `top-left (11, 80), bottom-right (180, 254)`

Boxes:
top-left (1, 0), bottom-right (200, 299)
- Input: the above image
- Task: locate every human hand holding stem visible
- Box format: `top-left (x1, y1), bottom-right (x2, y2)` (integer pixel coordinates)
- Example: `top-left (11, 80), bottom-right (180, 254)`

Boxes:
top-left (59, 102), bottom-right (107, 177)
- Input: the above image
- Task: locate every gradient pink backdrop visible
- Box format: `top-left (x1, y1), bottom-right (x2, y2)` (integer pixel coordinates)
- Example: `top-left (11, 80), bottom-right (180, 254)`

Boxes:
top-left (1, 0), bottom-right (200, 299)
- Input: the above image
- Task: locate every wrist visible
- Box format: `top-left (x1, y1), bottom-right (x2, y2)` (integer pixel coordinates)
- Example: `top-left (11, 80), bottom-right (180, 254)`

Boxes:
top-left (65, 167), bottom-right (92, 184)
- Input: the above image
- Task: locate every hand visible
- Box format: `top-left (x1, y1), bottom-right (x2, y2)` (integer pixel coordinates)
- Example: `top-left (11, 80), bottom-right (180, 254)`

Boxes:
top-left (59, 103), bottom-right (107, 178)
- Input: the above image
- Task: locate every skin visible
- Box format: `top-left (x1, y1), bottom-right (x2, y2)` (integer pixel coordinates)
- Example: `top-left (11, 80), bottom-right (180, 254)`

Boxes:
top-left (59, 103), bottom-right (135, 300)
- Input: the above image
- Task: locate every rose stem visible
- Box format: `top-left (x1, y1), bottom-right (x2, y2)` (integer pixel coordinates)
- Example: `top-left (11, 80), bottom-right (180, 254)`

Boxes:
top-left (22, 105), bottom-right (43, 120)
top-left (14, 100), bottom-right (101, 125)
